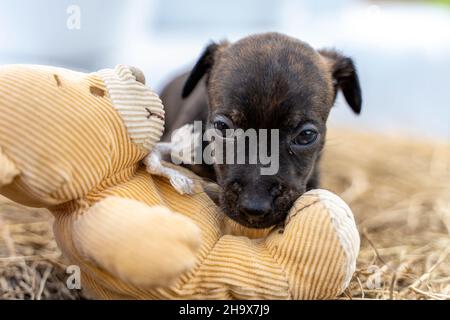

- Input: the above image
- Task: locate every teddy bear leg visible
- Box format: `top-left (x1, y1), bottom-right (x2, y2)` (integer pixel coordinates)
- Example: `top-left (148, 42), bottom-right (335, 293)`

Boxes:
top-left (72, 196), bottom-right (201, 288)
top-left (0, 148), bottom-right (19, 187)
top-left (266, 189), bottom-right (360, 299)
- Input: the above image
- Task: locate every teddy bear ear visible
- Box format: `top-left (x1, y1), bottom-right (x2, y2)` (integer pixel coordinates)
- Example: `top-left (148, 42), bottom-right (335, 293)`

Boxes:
top-left (97, 65), bottom-right (165, 152)
top-left (0, 148), bottom-right (20, 187)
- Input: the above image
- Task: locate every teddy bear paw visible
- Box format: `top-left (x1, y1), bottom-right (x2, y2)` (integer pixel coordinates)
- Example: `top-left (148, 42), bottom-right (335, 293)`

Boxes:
top-left (73, 197), bottom-right (201, 288)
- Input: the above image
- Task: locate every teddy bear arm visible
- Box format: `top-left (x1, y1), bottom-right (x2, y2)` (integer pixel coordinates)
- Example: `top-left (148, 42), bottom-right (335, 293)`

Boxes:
top-left (71, 196), bottom-right (201, 288)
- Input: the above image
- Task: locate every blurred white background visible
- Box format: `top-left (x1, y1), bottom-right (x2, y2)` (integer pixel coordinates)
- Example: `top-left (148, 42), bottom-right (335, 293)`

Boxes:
top-left (0, 0), bottom-right (449, 139)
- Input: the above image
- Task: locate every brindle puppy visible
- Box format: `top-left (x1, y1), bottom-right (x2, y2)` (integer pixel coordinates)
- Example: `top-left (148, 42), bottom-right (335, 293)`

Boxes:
top-left (160, 32), bottom-right (362, 228)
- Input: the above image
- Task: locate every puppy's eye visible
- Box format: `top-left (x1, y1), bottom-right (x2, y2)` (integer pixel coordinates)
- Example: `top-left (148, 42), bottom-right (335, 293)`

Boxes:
top-left (213, 115), bottom-right (234, 137)
top-left (292, 126), bottom-right (319, 146)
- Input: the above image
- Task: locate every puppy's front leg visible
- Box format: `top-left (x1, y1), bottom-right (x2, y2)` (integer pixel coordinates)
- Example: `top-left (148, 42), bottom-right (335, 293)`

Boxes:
top-left (144, 143), bottom-right (195, 195)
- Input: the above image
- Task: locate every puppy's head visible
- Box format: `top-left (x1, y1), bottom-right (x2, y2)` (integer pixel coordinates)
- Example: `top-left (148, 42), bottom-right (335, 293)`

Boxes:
top-left (183, 33), bottom-right (362, 228)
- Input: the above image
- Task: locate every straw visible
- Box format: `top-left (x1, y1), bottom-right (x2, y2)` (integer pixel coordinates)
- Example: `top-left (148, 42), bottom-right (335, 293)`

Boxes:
top-left (1, 128), bottom-right (449, 300)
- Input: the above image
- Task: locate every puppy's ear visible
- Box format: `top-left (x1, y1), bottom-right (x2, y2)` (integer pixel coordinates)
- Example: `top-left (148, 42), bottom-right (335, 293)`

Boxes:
top-left (319, 49), bottom-right (362, 114)
top-left (182, 42), bottom-right (220, 99)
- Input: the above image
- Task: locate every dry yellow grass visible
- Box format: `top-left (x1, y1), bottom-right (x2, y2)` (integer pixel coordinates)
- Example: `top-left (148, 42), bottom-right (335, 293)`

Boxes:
top-left (322, 129), bottom-right (450, 300)
top-left (0, 128), bottom-right (449, 300)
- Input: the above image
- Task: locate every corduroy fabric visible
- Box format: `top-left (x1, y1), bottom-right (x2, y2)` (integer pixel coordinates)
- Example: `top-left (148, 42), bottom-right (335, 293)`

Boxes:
top-left (0, 64), bottom-right (152, 206)
top-left (52, 172), bottom-right (358, 300)
top-left (97, 65), bottom-right (165, 152)
top-left (0, 64), bottom-right (360, 300)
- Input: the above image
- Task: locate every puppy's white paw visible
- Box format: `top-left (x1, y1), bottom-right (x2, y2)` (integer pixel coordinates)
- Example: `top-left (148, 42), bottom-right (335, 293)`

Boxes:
top-left (144, 149), bottom-right (195, 195)
top-left (169, 174), bottom-right (194, 195)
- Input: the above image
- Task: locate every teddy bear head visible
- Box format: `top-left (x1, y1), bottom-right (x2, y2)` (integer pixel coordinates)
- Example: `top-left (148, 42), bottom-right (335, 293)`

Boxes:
top-left (0, 64), bottom-right (164, 207)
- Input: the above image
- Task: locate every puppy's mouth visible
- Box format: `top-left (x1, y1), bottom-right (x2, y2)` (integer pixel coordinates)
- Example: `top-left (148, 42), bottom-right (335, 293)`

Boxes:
top-left (220, 189), bottom-right (303, 229)
top-left (226, 210), bottom-right (287, 229)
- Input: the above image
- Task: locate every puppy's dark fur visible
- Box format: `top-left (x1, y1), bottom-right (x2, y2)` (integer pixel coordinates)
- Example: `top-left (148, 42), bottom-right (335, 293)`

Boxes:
top-left (161, 32), bottom-right (362, 228)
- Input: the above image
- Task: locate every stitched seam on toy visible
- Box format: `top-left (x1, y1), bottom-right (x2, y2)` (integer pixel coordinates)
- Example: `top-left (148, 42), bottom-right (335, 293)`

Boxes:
top-left (319, 194), bottom-right (360, 292)
top-left (173, 234), bottom-right (222, 297)
top-left (264, 241), bottom-right (293, 300)
top-left (284, 199), bottom-right (321, 226)
top-left (182, 238), bottom-right (293, 299)
top-left (271, 199), bottom-right (323, 300)
top-left (176, 186), bottom-right (229, 296)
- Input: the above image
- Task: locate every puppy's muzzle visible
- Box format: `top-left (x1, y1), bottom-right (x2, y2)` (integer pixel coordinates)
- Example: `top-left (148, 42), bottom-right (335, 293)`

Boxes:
top-left (238, 196), bottom-right (272, 223)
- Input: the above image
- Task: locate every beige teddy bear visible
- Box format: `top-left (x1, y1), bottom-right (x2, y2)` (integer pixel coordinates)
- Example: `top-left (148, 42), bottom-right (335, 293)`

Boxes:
top-left (0, 64), bottom-right (360, 299)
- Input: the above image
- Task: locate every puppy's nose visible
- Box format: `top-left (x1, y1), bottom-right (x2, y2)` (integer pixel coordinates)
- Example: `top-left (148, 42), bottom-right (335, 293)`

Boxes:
top-left (239, 198), bottom-right (272, 220)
